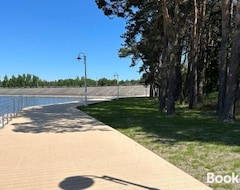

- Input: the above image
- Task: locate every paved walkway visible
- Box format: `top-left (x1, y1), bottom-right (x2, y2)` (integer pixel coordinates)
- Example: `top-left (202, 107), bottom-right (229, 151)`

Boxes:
top-left (0, 102), bottom-right (212, 190)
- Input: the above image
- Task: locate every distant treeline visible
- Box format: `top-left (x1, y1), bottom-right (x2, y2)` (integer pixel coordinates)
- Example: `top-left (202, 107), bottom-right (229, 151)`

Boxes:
top-left (0, 74), bottom-right (140, 88)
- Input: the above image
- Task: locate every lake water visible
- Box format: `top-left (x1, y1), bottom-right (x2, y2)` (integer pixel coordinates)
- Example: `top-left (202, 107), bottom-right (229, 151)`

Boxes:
top-left (0, 96), bottom-right (80, 118)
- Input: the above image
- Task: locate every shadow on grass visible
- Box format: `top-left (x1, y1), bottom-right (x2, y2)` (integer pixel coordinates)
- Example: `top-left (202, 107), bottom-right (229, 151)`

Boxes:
top-left (11, 103), bottom-right (111, 133)
top-left (80, 97), bottom-right (240, 146)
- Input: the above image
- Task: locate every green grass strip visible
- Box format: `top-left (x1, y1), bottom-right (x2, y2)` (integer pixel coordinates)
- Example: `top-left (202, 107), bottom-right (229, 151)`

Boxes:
top-left (79, 97), bottom-right (240, 190)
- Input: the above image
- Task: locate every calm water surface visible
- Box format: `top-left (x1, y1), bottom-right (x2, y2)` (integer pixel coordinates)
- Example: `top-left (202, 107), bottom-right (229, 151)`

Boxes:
top-left (0, 96), bottom-right (80, 116)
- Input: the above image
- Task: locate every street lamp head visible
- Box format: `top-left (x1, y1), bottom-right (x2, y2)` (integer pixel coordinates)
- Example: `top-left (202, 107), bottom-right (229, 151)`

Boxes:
top-left (76, 56), bottom-right (82, 60)
top-left (77, 52), bottom-right (86, 59)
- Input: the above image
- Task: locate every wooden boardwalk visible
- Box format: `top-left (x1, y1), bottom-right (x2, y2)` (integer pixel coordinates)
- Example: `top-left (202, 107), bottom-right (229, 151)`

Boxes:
top-left (0, 102), bottom-right (212, 190)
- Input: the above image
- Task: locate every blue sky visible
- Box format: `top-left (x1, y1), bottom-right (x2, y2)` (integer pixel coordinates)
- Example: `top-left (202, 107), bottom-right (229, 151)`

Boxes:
top-left (0, 0), bottom-right (141, 81)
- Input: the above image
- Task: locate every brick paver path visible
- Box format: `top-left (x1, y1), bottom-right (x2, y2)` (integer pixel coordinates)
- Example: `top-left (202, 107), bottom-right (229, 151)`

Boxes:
top-left (0, 103), bottom-right (212, 190)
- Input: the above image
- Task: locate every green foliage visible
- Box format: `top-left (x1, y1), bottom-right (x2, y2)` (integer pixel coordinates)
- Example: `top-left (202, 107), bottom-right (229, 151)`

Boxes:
top-left (0, 74), bottom-right (140, 88)
top-left (95, 0), bottom-right (225, 114)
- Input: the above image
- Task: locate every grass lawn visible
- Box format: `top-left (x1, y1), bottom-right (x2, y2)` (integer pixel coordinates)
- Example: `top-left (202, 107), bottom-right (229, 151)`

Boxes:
top-left (79, 97), bottom-right (240, 190)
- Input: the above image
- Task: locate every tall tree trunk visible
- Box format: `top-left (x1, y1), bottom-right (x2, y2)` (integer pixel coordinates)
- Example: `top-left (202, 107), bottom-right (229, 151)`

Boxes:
top-left (218, 0), bottom-right (230, 116)
top-left (167, 0), bottom-right (180, 115)
top-left (159, 38), bottom-right (168, 111)
top-left (150, 82), bottom-right (154, 98)
top-left (159, 0), bottom-right (170, 112)
top-left (223, 0), bottom-right (240, 121)
top-left (167, 52), bottom-right (177, 115)
top-left (189, 0), bottom-right (199, 109)
top-left (198, 0), bottom-right (207, 102)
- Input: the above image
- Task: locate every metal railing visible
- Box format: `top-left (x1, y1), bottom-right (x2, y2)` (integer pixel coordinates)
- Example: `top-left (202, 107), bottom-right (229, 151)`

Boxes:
top-left (0, 96), bottom-right (80, 128)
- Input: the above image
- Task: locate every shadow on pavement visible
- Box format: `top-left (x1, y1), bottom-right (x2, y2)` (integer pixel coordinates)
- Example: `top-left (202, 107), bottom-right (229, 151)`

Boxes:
top-left (59, 176), bottom-right (94, 190)
top-left (11, 103), bottom-right (111, 133)
top-left (59, 175), bottom-right (160, 190)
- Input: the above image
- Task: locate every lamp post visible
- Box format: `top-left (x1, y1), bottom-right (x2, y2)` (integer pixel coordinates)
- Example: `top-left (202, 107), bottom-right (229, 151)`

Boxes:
top-left (114, 73), bottom-right (119, 99)
top-left (76, 52), bottom-right (88, 106)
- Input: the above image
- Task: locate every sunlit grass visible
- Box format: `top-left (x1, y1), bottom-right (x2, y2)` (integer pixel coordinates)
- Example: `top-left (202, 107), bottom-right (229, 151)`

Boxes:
top-left (79, 97), bottom-right (240, 190)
